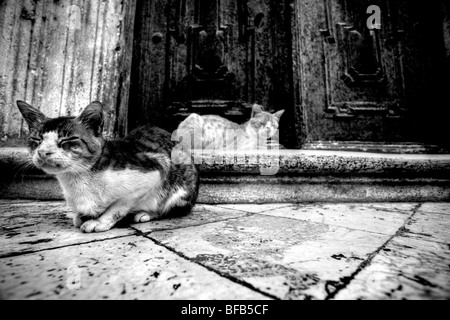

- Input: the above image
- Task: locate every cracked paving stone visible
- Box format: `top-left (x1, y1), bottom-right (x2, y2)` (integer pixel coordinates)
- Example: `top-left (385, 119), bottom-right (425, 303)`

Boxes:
top-left (333, 236), bottom-right (450, 300)
top-left (0, 236), bottom-right (269, 300)
top-left (403, 211), bottom-right (450, 243)
top-left (147, 214), bottom-right (394, 300)
top-left (1, 201), bottom-right (448, 300)
top-left (0, 203), bottom-right (248, 257)
top-left (0, 201), bottom-right (136, 257)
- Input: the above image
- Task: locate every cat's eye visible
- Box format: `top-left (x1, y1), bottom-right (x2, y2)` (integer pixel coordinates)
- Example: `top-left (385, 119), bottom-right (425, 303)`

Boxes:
top-left (59, 137), bottom-right (81, 149)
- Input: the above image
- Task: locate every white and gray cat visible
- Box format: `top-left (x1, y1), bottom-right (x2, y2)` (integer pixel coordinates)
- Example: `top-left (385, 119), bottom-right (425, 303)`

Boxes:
top-left (175, 104), bottom-right (285, 151)
top-left (16, 100), bottom-right (199, 233)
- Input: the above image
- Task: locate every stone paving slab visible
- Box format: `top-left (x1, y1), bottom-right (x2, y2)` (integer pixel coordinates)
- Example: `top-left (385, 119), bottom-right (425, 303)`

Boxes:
top-left (0, 201), bottom-right (449, 300)
top-left (256, 203), bottom-right (415, 235)
top-left (417, 203), bottom-right (450, 215)
top-left (333, 236), bottom-right (450, 300)
top-left (0, 236), bottom-right (269, 300)
top-left (0, 201), bottom-right (137, 257)
top-left (333, 205), bottom-right (450, 299)
top-left (147, 214), bottom-right (395, 299)
top-left (403, 212), bottom-right (450, 243)
top-left (0, 202), bottom-right (253, 257)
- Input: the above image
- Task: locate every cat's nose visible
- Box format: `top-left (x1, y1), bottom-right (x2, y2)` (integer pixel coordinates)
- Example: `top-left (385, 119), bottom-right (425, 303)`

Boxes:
top-left (38, 149), bottom-right (54, 158)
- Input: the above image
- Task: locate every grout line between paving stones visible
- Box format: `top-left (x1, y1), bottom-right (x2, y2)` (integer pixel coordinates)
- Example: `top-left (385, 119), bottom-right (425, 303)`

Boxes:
top-left (324, 203), bottom-right (424, 300)
top-left (0, 233), bottom-right (138, 259)
top-left (0, 209), bottom-right (254, 259)
top-left (134, 228), bottom-right (279, 300)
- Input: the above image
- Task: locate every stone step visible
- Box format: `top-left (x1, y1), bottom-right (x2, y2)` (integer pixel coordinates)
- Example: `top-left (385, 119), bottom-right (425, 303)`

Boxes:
top-left (1, 148), bottom-right (450, 202)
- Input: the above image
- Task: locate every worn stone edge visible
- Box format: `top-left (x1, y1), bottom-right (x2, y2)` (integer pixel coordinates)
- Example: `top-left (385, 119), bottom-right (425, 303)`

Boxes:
top-left (2, 147), bottom-right (450, 178)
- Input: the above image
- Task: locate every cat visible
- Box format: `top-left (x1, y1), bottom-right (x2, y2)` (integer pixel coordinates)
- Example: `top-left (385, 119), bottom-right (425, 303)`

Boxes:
top-left (175, 104), bottom-right (284, 151)
top-left (16, 100), bottom-right (199, 233)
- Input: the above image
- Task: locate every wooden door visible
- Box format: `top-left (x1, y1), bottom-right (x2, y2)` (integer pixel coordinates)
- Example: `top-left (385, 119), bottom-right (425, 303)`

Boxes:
top-left (129, 0), bottom-right (294, 140)
top-left (128, 0), bottom-right (449, 150)
top-left (292, 0), bottom-right (450, 150)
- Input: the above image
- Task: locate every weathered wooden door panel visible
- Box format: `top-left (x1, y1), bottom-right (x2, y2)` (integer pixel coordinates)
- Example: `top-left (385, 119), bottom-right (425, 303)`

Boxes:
top-left (293, 0), bottom-right (449, 146)
top-left (129, 0), bottom-right (449, 148)
top-left (129, 0), bottom-right (294, 141)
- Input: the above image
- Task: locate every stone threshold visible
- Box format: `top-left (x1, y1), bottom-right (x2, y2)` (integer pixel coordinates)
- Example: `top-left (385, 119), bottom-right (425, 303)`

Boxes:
top-left (1, 147), bottom-right (450, 202)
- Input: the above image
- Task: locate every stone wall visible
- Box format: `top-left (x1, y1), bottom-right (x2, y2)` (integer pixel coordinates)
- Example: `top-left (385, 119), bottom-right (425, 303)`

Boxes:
top-left (0, 0), bottom-right (136, 143)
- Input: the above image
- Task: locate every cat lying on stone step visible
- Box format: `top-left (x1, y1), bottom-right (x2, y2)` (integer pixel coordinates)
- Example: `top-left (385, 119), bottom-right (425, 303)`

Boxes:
top-left (16, 101), bottom-right (199, 233)
top-left (174, 104), bottom-right (285, 151)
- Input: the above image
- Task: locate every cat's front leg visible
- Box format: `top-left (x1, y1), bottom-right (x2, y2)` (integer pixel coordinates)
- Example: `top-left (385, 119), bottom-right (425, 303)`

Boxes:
top-left (80, 201), bottom-right (131, 233)
top-left (73, 214), bottom-right (84, 228)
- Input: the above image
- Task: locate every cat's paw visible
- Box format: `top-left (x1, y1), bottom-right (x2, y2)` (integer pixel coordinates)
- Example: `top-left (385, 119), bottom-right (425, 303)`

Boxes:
top-left (80, 220), bottom-right (111, 233)
top-left (133, 212), bottom-right (152, 223)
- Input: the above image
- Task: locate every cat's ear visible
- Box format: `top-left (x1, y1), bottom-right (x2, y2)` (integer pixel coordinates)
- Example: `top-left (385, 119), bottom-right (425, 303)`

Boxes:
top-left (251, 104), bottom-right (263, 117)
top-left (78, 101), bottom-right (104, 135)
top-left (274, 109), bottom-right (285, 120)
top-left (16, 101), bottom-right (46, 131)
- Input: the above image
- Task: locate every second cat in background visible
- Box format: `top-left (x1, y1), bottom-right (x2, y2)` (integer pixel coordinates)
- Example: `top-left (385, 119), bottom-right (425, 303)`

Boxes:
top-left (174, 104), bottom-right (284, 151)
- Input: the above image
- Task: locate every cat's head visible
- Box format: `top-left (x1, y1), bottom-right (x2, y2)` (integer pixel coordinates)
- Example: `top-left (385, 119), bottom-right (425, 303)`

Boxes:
top-left (247, 104), bottom-right (284, 139)
top-left (16, 101), bottom-right (105, 175)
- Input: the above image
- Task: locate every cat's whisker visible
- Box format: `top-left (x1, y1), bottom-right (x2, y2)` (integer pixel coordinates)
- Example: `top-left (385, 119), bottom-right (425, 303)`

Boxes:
top-left (12, 160), bottom-right (36, 184)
